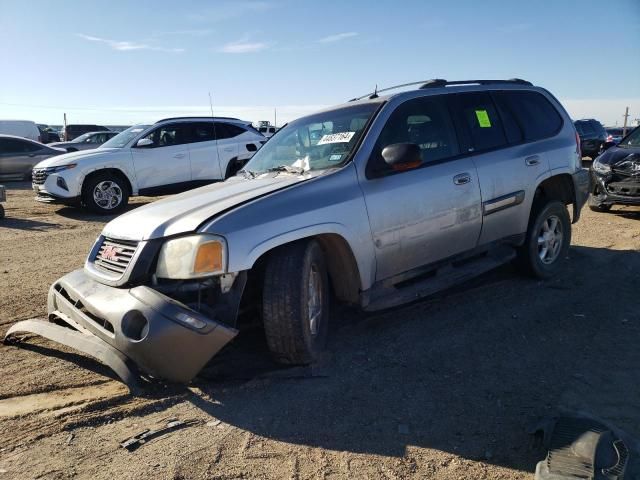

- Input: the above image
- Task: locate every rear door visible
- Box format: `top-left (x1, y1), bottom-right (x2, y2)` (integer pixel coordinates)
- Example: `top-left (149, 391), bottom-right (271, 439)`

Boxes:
top-left (130, 122), bottom-right (191, 191)
top-left (187, 121), bottom-right (222, 181)
top-left (448, 90), bottom-right (553, 245)
top-left (360, 95), bottom-right (483, 281)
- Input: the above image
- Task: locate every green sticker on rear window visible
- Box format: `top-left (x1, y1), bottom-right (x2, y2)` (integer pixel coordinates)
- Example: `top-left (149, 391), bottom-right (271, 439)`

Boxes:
top-left (475, 109), bottom-right (491, 128)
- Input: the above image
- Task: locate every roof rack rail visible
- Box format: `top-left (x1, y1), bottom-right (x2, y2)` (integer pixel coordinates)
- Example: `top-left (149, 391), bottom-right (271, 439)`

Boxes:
top-left (155, 116), bottom-right (241, 123)
top-left (420, 78), bottom-right (532, 89)
top-left (348, 78), bottom-right (532, 102)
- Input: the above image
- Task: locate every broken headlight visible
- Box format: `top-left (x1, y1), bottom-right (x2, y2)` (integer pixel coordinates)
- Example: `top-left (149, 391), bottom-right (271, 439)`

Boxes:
top-left (592, 158), bottom-right (611, 174)
top-left (156, 234), bottom-right (227, 279)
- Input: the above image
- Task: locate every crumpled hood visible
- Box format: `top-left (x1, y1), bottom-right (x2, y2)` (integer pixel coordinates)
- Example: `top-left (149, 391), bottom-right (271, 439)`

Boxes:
top-left (596, 146), bottom-right (640, 167)
top-left (102, 175), bottom-right (307, 241)
top-left (33, 148), bottom-right (120, 168)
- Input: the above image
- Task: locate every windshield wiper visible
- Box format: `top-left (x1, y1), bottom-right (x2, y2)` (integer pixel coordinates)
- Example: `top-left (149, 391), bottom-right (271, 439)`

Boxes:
top-left (266, 165), bottom-right (305, 175)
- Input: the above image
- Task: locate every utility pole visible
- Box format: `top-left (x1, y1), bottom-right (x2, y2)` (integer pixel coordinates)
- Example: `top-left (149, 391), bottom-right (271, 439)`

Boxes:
top-left (622, 106), bottom-right (629, 137)
top-left (274, 108), bottom-right (277, 128)
top-left (63, 113), bottom-right (68, 141)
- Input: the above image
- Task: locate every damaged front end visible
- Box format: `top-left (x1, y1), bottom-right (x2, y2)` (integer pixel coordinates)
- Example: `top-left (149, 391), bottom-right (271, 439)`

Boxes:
top-left (590, 151), bottom-right (640, 209)
top-left (4, 234), bottom-right (247, 393)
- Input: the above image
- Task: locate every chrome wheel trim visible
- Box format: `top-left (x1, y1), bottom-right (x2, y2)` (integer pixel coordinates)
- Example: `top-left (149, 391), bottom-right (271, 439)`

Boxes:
top-left (307, 264), bottom-right (323, 336)
top-left (537, 214), bottom-right (563, 264)
top-left (93, 180), bottom-right (123, 210)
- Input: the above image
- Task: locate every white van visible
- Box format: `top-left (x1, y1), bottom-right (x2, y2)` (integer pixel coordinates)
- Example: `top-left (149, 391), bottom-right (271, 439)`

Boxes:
top-left (0, 120), bottom-right (41, 142)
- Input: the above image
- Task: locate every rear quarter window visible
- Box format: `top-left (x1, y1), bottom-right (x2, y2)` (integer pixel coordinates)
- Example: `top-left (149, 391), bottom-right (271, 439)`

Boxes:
top-left (494, 91), bottom-right (562, 142)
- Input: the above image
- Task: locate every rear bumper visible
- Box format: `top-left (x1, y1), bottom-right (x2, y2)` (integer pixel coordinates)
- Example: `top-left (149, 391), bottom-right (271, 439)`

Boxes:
top-left (571, 169), bottom-right (590, 222)
top-left (4, 269), bottom-right (238, 390)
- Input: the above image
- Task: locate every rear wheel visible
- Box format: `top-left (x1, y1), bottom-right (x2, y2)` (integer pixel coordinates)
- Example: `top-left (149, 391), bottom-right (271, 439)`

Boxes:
top-left (262, 240), bottom-right (329, 364)
top-left (82, 172), bottom-right (129, 214)
top-left (517, 200), bottom-right (571, 279)
top-left (0, 204), bottom-right (4, 219)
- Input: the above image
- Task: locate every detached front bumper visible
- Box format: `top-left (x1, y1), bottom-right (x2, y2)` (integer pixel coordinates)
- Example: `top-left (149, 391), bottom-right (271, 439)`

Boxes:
top-left (4, 269), bottom-right (238, 391)
top-left (590, 170), bottom-right (640, 207)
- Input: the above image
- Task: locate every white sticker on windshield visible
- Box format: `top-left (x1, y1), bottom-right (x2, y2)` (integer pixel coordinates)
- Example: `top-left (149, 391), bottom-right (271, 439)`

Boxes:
top-left (317, 132), bottom-right (355, 145)
top-left (131, 128), bottom-right (144, 133)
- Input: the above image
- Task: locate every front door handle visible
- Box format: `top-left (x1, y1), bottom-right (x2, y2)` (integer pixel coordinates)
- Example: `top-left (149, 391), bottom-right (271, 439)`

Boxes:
top-left (453, 173), bottom-right (472, 185)
top-left (173, 153), bottom-right (186, 159)
top-left (525, 155), bottom-right (541, 166)
top-left (223, 147), bottom-right (234, 152)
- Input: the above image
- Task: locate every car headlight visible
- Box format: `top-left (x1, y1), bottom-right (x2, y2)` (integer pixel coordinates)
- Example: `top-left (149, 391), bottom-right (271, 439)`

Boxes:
top-left (592, 158), bottom-right (611, 174)
top-left (156, 234), bottom-right (227, 279)
top-left (46, 164), bottom-right (77, 173)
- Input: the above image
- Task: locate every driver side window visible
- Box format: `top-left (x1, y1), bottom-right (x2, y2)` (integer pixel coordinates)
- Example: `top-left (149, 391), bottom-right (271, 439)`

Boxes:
top-left (369, 96), bottom-right (459, 175)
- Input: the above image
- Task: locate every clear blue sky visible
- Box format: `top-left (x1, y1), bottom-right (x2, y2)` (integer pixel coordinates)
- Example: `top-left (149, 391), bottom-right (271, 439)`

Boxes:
top-left (1, 0), bottom-right (639, 126)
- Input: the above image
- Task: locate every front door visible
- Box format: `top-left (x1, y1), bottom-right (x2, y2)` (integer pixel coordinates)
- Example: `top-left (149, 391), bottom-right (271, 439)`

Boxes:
top-left (359, 95), bottom-right (483, 281)
top-left (131, 122), bottom-right (191, 191)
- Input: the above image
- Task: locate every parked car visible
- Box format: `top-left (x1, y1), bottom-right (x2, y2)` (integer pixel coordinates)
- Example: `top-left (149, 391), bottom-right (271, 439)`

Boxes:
top-left (0, 135), bottom-right (65, 180)
top-left (0, 120), bottom-right (41, 142)
top-left (589, 126), bottom-right (640, 212)
top-left (61, 124), bottom-right (109, 141)
top-left (574, 119), bottom-right (607, 159)
top-left (32, 117), bottom-right (266, 213)
top-left (37, 125), bottom-right (61, 144)
top-left (605, 127), bottom-right (627, 145)
top-left (258, 125), bottom-right (278, 137)
top-left (6, 79), bottom-right (590, 390)
top-left (50, 131), bottom-right (119, 152)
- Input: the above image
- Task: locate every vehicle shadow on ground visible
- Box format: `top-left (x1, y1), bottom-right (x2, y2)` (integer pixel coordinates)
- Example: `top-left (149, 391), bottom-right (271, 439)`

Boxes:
top-left (54, 201), bottom-right (152, 222)
top-left (611, 207), bottom-right (640, 220)
top-left (0, 217), bottom-right (60, 231)
top-left (184, 245), bottom-right (640, 474)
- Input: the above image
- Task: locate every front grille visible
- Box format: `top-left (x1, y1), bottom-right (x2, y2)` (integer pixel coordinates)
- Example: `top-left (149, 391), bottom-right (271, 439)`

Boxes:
top-left (93, 237), bottom-right (139, 276)
top-left (32, 168), bottom-right (49, 185)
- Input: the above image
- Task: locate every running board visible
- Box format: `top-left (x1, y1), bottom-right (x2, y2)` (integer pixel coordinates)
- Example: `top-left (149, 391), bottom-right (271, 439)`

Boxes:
top-left (362, 246), bottom-right (516, 312)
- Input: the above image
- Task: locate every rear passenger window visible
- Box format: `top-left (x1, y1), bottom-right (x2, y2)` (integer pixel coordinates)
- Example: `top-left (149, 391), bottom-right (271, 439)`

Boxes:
top-left (191, 122), bottom-right (216, 143)
top-left (448, 92), bottom-right (507, 152)
top-left (370, 96), bottom-right (459, 174)
top-left (216, 123), bottom-right (246, 139)
top-left (495, 91), bottom-right (562, 141)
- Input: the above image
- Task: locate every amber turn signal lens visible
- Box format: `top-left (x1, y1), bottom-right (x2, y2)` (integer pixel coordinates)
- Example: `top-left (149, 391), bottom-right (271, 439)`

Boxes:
top-left (193, 241), bottom-right (223, 274)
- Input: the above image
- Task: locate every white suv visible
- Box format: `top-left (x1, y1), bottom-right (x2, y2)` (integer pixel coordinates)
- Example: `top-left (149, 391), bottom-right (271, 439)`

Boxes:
top-left (31, 117), bottom-right (266, 213)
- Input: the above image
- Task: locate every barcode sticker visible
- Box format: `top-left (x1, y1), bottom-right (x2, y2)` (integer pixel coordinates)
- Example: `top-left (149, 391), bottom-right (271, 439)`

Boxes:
top-left (317, 132), bottom-right (356, 145)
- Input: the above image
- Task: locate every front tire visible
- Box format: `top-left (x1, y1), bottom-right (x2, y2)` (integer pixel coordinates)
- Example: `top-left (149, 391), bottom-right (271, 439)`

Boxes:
top-left (81, 172), bottom-right (129, 214)
top-left (517, 200), bottom-right (571, 279)
top-left (262, 240), bottom-right (329, 364)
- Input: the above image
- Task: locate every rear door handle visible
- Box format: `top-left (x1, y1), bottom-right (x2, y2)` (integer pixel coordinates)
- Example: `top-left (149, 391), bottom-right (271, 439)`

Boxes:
top-left (453, 173), bottom-right (472, 185)
top-left (525, 155), bottom-right (541, 166)
top-left (173, 153), bottom-right (186, 159)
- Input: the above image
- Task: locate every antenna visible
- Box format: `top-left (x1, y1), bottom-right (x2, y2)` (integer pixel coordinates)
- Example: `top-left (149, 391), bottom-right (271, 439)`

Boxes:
top-left (209, 91), bottom-right (223, 176)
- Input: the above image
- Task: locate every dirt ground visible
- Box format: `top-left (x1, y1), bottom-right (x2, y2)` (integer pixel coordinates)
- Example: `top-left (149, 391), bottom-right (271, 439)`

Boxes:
top-left (0, 178), bottom-right (639, 480)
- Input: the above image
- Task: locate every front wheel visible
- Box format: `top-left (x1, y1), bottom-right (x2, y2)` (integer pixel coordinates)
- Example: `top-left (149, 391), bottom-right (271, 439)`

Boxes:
top-left (81, 172), bottom-right (129, 214)
top-left (517, 200), bottom-right (571, 279)
top-left (262, 240), bottom-right (329, 364)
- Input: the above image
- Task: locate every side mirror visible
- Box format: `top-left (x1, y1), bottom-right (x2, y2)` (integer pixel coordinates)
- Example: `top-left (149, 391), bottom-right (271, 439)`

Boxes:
top-left (602, 141), bottom-right (616, 151)
top-left (381, 143), bottom-right (422, 171)
top-left (136, 138), bottom-right (153, 148)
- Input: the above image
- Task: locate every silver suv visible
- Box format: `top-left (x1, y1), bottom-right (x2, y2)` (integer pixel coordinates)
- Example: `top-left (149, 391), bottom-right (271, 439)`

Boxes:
top-left (6, 79), bottom-right (590, 391)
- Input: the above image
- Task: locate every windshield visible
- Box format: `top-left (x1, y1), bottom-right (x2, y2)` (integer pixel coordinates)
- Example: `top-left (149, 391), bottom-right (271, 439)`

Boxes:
top-left (242, 103), bottom-right (380, 174)
top-left (618, 127), bottom-right (640, 148)
top-left (72, 133), bottom-right (92, 143)
top-left (101, 125), bottom-right (150, 148)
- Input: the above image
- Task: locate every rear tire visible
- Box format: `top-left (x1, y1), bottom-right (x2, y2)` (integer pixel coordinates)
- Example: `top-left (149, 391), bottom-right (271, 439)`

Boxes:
top-left (517, 200), bottom-right (571, 279)
top-left (0, 204), bottom-right (4, 219)
top-left (81, 172), bottom-right (129, 214)
top-left (262, 240), bottom-right (329, 364)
